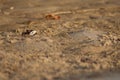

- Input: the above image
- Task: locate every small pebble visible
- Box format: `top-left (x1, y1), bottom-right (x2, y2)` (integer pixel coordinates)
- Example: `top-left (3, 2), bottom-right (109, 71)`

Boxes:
top-left (29, 30), bottom-right (37, 36)
top-left (10, 6), bottom-right (14, 10)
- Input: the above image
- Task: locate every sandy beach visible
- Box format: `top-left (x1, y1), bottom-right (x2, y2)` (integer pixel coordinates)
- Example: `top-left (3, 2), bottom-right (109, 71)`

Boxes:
top-left (0, 0), bottom-right (120, 80)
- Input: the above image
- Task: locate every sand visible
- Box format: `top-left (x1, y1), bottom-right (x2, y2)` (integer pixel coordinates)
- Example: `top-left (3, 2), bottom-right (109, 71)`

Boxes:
top-left (0, 0), bottom-right (120, 80)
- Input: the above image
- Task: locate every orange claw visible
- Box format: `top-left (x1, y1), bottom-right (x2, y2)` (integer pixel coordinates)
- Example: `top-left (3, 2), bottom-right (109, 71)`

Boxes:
top-left (45, 14), bottom-right (60, 20)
